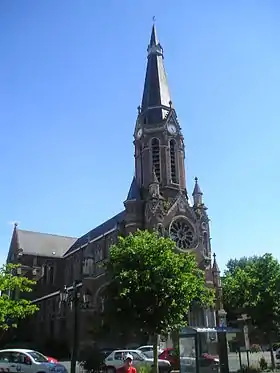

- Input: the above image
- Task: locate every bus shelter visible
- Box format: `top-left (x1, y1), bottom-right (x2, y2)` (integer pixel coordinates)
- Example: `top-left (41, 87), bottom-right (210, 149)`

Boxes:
top-left (179, 326), bottom-right (239, 373)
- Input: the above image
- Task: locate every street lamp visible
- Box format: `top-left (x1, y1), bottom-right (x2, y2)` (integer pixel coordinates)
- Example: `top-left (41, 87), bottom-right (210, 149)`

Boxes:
top-left (59, 281), bottom-right (89, 373)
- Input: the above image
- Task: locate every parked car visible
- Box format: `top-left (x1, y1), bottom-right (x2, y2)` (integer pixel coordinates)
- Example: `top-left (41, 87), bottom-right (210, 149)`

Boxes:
top-left (137, 345), bottom-right (164, 358)
top-left (0, 349), bottom-right (67, 373)
top-left (100, 349), bottom-right (117, 358)
top-left (46, 356), bottom-right (58, 363)
top-left (159, 348), bottom-right (219, 372)
top-left (105, 349), bottom-right (171, 373)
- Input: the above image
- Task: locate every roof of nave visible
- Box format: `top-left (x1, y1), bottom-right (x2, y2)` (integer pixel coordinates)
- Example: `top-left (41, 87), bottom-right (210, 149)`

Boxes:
top-left (8, 209), bottom-right (125, 261)
top-left (63, 210), bottom-right (125, 257)
top-left (16, 229), bottom-right (77, 258)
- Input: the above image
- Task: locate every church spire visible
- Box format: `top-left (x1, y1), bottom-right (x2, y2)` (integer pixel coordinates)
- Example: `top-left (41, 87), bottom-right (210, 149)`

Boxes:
top-left (140, 24), bottom-right (172, 125)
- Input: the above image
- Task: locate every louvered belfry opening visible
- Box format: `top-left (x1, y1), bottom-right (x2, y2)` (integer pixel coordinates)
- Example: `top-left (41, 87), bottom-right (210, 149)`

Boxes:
top-left (170, 139), bottom-right (178, 183)
top-left (152, 138), bottom-right (161, 181)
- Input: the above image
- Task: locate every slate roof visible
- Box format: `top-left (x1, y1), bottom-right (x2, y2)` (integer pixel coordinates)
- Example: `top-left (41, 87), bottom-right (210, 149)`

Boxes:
top-left (192, 177), bottom-right (203, 196)
top-left (63, 210), bottom-right (125, 256)
top-left (16, 229), bottom-right (77, 258)
top-left (141, 24), bottom-right (171, 124)
top-left (126, 177), bottom-right (141, 201)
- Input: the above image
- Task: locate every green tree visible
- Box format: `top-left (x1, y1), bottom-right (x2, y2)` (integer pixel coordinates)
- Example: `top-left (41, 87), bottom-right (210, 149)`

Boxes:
top-left (0, 264), bottom-right (38, 330)
top-left (223, 254), bottom-right (280, 368)
top-left (225, 256), bottom-right (258, 275)
top-left (103, 230), bottom-right (214, 373)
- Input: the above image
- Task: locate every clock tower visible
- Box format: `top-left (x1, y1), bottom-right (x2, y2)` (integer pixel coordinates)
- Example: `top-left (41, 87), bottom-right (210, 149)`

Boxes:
top-left (134, 24), bottom-right (186, 200)
top-left (123, 24), bottom-right (219, 334)
top-left (125, 24), bottom-right (213, 271)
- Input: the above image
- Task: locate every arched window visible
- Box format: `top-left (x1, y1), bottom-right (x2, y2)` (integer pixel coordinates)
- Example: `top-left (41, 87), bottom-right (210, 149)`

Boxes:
top-left (203, 232), bottom-right (208, 255)
top-left (151, 138), bottom-right (161, 181)
top-left (170, 140), bottom-right (178, 183)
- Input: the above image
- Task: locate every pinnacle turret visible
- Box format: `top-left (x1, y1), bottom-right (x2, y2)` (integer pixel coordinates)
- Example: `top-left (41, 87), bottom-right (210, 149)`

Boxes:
top-left (192, 177), bottom-right (203, 205)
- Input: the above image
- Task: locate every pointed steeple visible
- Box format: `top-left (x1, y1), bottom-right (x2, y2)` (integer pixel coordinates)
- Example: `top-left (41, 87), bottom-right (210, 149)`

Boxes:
top-left (140, 24), bottom-right (172, 125)
top-left (192, 177), bottom-right (203, 205)
top-left (149, 23), bottom-right (158, 46)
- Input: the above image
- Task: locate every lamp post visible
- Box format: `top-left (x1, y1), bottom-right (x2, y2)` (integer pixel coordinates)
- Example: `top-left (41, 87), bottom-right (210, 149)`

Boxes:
top-left (59, 281), bottom-right (89, 373)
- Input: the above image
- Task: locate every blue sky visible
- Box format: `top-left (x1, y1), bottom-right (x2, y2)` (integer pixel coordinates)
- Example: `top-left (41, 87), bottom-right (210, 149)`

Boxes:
top-left (0, 0), bottom-right (279, 271)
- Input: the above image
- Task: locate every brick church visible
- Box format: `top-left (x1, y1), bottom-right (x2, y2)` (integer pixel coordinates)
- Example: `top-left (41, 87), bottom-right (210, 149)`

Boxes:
top-left (6, 25), bottom-right (223, 353)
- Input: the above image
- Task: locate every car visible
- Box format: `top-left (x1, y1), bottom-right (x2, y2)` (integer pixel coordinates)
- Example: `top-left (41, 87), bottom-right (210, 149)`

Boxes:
top-left (0, 348), bottom-right (67, 373)
top-left (105, 349), bottom-right (171, 373)
top-left (137, 346), bottom-right (164, 358)
top-left (46, 356), bottom-right (58, 364)
top-left (159, 348), bottom-right (219, 372)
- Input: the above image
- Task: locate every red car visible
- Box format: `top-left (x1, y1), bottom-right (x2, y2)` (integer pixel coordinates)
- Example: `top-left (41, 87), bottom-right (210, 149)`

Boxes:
top-left (47, 356), bottom-right (58, 363)
top-left (158, 348), bottom-right (219, 371)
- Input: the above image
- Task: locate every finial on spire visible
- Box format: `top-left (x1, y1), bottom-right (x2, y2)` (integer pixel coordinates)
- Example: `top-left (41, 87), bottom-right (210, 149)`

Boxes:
top-left (14, 222), bottom-right (18, 228)
top-left (137, 105), bottom-right (141, 114)
top-left (195, 177), bottom-right (198, 183)
top-left (152, 16), bottom-right (156, 24)
top-left (169, 100), bottom-right (172, 108)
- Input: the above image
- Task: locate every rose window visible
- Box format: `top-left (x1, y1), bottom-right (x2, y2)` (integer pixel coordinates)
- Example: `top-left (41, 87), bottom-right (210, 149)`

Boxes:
top-left (169, 219), bottom-right (194, 250)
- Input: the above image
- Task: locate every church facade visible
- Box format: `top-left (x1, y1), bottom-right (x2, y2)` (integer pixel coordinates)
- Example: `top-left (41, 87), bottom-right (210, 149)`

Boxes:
top-left (6, 25), bottom-right (222, 353)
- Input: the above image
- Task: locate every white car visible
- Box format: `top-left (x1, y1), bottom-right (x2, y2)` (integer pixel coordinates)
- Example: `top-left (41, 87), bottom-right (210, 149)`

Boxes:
top-left (137, 346), bottom-right (164, 358)
top-left (105, 349), bottom-right (171, 373)
top-left (0, 349), bottom-right (68, 373)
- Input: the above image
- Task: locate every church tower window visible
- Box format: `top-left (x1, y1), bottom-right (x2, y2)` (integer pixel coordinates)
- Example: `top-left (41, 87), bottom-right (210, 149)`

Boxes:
top-left (151, 138), bottom-right (161, 181)
top-left (170, 139), bottom-right (178, 183)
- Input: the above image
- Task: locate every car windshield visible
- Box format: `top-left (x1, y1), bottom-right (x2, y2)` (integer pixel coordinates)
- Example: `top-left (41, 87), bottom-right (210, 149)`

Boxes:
top-left (136, 351), bottom-right (148, 360)
top-left (28, 351), bottom-right (49, 363)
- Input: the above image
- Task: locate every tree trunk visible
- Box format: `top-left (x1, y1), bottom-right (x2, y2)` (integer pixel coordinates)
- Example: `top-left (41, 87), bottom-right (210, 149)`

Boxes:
top-left (269, 339), bottom-right (275, 370)
top-left (153, 334), bottom-right (159, 373)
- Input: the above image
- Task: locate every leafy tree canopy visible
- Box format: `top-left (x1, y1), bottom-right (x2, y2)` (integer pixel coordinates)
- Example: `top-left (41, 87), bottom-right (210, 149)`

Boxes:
top-left (103, 230), bottom-right (214, 336)
top-left (223, 254), bottom-right (280, 334)
top-left (0, 264), bottom-right (38, 330)
top-left (225, 256), bottom-right (259, 275)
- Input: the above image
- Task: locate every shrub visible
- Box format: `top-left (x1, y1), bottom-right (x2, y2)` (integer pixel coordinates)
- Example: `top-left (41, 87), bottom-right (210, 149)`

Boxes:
top-left (250, 344), bottom-right (262, 353)
top-left (259, 357), bottom-right (268, 371)
top-left (238, 365), bottom-right (260, 373)
top-left (138, 366), bottom-right (152, 373)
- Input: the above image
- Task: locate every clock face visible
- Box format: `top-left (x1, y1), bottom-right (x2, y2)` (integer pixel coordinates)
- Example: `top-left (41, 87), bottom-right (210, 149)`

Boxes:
top-left (167, 123), bottom-right (177, 135)
top-left (136, 128), bottom-right (143, 140)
